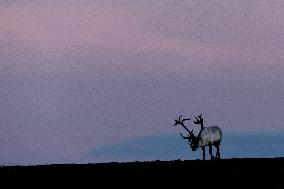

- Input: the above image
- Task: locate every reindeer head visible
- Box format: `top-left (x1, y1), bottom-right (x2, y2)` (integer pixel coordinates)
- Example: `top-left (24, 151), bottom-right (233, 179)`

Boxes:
top-left (180, 129), bottom-right (199, 151)
top-left (190, 136), bottom-right (199, 151)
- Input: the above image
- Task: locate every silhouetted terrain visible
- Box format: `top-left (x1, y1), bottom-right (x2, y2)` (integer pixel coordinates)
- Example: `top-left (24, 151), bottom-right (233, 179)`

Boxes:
top-left (1, 158), bottom-right (283, 188)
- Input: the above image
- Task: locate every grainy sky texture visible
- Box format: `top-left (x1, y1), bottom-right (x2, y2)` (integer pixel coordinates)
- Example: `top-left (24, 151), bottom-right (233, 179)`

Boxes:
top-left (1, 0), bottom-right (284, 165)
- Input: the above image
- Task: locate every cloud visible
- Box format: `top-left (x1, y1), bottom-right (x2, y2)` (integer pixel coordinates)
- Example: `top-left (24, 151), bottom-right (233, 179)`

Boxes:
top-left (88, 131), bottom-right (284, 163)
top-left (0, 1), bottom-right (146, 74)
top-left (1, 0), bottom-right (283, 76)
top-left (88, 134), bottom-right (195, 163)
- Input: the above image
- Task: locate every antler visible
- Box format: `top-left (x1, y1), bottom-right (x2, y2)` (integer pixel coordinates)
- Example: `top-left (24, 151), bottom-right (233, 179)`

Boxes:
top-left (180, 129), bottom-right (194, 139)
top-left (182, 118), bottom-right (191, 122)
top-left (174, 115), bottom-right (191, 125)
top-left (178, 115), bottom-right (182, 122)
top-left (194, 114), bottom-right (203, 124)
top-left (180, 133), bottom-right (189, 139)
top-left (174, 115), bottom-right (191, 133)
top-left (194, 114), bottom-right (204, 129)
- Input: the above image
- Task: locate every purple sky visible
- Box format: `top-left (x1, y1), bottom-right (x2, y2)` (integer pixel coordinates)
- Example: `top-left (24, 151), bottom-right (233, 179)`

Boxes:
top-left (1, 0), bottom-right (284, 165)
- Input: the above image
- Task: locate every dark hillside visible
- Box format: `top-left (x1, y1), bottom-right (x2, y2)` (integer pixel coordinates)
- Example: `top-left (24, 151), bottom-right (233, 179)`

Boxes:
top-left (1, 158), bottom-right (283, 188)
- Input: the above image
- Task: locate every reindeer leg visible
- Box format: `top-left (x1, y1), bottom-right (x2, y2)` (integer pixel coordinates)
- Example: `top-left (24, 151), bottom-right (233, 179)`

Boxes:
top-left (202, 147), bottom-right (205, 160)
top-left (214, 142), bottom-right (220, 159)
top-left (216, 145), bottom-right (220, 159)
top-left (209, 144), bottom-right (214, 160)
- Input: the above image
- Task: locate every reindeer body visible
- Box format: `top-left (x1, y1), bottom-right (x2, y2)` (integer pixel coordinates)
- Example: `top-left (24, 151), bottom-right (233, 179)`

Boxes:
top-left (198, 126), bottom-right (222, 148)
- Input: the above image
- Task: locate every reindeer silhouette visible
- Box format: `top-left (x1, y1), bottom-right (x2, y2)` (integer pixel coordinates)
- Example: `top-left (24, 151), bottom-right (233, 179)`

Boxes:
top-left (174, 114), bottom-right (222, 160)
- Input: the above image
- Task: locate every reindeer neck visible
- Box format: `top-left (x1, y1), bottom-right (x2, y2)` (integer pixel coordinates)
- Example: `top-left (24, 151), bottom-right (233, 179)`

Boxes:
top-left (197, 126), bottom-right (204, 138)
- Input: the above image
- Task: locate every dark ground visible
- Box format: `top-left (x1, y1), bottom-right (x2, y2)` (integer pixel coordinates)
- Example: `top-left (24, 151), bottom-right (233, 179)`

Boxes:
top-left (1, 158), bottom-right (283, 188)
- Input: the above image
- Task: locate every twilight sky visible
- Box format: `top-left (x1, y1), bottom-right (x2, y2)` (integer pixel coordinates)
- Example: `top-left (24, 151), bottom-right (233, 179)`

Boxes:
top-left (1, 0), bottom-right (284, 165)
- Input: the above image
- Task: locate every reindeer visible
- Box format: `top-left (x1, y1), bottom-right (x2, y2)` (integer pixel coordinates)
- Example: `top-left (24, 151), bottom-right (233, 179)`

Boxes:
top-left (174, 114), bottom-right (222, 160)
